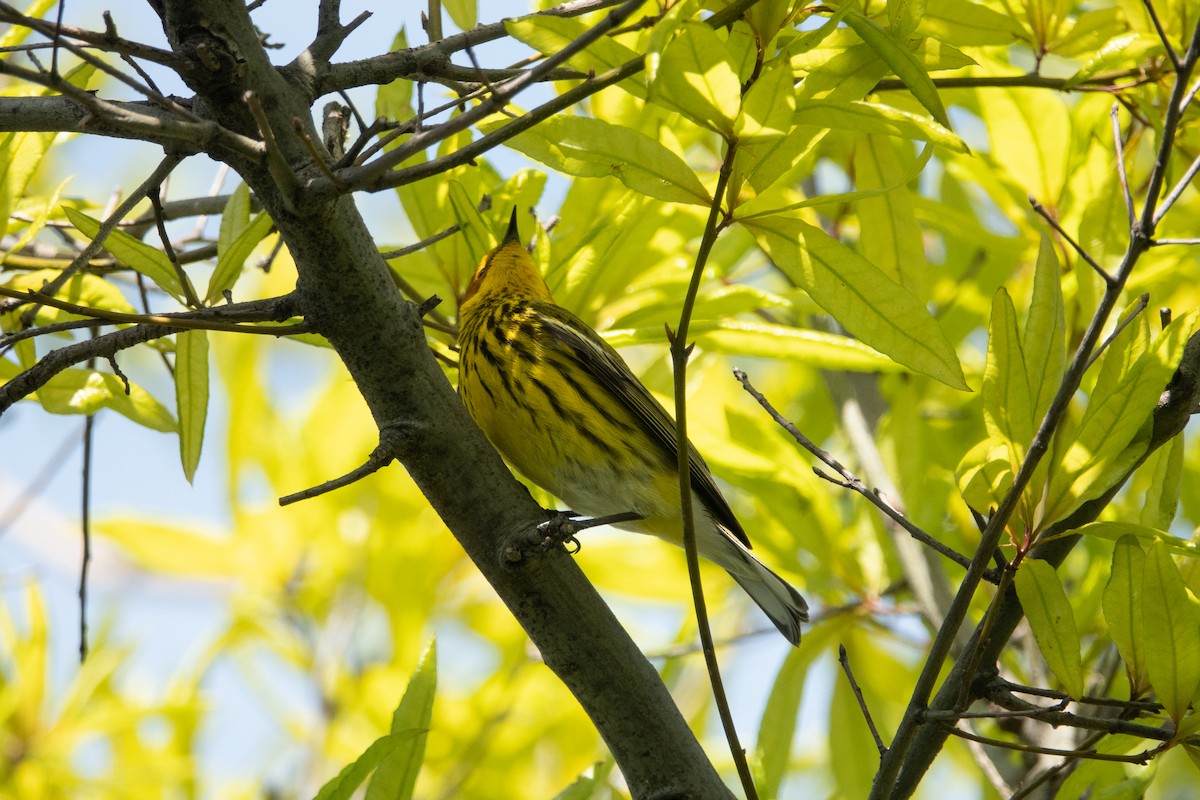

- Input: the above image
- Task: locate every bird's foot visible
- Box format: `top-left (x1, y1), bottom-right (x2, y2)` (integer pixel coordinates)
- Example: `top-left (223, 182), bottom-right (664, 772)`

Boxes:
top-left (501, 509), bottom-right (644, 564)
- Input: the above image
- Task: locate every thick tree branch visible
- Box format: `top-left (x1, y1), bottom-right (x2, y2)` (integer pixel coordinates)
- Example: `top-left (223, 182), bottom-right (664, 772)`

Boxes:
top-left (144, 0), bottom-right (738, 795)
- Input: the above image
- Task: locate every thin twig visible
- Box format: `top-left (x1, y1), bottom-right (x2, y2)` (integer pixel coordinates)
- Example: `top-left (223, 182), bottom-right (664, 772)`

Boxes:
top-left (1028, 196), bottom-right (1113, 285)
top-left (1151, 237), bottom-right (1200, 245)
top-left (380, 223), bottom-right (461, 259)
top-left (147, 186), bottom-right (202, 308)
top-left (936, 721), bottom-right (1164, 764)
top-left (839, 645), bottom-right (887, 756)
top-left (1141, 0), bottom-right (1181, 71)
top-left (669, 136), bottom-right (761, 799)
top-left (1084, 292), bottom-right (1149, 371)
top-left (79, 400), bottom-right (95, 662)
top-left (1152, 149), bottom-right (1200, 225)
top-left (279, 424), bottom-right (407, 505)
top-left (0, 287), bottom-right (308, 335)
top-left (734, 369), bottom-right (988, 579)
top-left (244, 90), bottom-right (300, 208)
top-left (346, 0), bottom-right (647, 187)
top-left (1112, 104), bottom-right (1136, 227)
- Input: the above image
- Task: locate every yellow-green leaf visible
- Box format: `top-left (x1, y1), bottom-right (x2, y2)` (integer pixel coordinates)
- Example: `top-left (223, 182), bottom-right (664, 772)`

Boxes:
top-left (175, 329), bottom-right (209, 483)
top-left (442, 0), bottom-right (475, 31)
top-left (1103, 535), bottom-right (1148, 695)
top-left (32, 368), bottom-right (177, 432)
top-left (483, 115), bottom-right (710, 206)
top-left (447, 180), bottom-right (494, 265)
top-left (63, 205), bottom-right (184, 300)
top-left (1023, 236), bottom-right (1066, 423)
top-left (888, 0), bottom-right (927, 38)
top-left (854, 134), bottom-right (925, 285)
top-left (365, 640), bottom-right (437, 800)
top-left (917, 0), bottom-right (1025, 46)
top-left (1069, 521), bottom-right (1200, 559)
top-left (793, 99), bottom-right (967, 152)
top-left (1142, 541), bottom-right (1200, 723)
top-left (208, 198), bottom-right (274, 303)
top-left (983, 288), bottom-right (1033, 476)
top-left (956, 439), bottom-right (1015, 513)
top-left (1140, 437), bottom-right (1183, 531)
top-left (735, 57), bottom-right (795, 141)
top-left (978, 87), bottom-right (1069, 204)
top-left (96, 518), bottom-right (235, 577)
top-left (652, 22), bottom-right (741, 138)
top-left (747, 214), bottom-right (966, 389)
top-left (843, 10), bottom-right (950, 128)
top-left (606, 319), bottom-right (901, 372)
top-left (1014, 558), bottom-right (1084, 699)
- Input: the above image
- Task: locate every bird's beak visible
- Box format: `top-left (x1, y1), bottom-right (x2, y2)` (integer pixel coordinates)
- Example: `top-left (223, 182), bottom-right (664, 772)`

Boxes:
top-left (504, 208), bottom-right (521, 245)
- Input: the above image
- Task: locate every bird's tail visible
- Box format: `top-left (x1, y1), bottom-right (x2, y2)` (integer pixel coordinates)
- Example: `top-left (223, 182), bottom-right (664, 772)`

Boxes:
top-left (703, 532), bottom-right (809, 646)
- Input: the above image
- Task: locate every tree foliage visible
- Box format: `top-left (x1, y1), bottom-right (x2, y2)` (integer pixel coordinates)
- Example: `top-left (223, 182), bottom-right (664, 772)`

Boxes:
top-left (2, 0), bottom-right (1200, 798)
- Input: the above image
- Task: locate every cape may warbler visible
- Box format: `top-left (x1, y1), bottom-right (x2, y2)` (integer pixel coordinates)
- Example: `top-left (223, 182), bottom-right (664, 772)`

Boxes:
top-left (456, 211), bottom-right (808, 645)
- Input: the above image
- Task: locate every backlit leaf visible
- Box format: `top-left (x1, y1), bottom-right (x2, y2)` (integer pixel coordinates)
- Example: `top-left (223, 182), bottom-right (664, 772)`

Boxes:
top-left (1015, 558), bottom-right (1084, 699)
top-left (484, 115), bottom-right (710, 206)
top-left (1142, 542), bottom-right (1200, 723)
top-left (747, 214), bottom-right (967, 389)
top-left (175, 329), bottom-right (209, 483)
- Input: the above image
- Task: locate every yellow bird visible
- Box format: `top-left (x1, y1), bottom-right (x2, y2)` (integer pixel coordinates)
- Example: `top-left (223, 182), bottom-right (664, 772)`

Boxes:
top-left (456, 211), bottom-right (808, 645)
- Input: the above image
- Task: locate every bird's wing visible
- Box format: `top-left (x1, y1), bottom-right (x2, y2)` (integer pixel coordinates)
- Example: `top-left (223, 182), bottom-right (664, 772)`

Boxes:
top-left (538, 303), bottom-right (750, 548)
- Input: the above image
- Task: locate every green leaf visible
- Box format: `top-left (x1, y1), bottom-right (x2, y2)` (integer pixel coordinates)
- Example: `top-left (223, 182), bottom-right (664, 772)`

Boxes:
top-left (175, 329), bottom-right (209, 483)
top-left (376, 29), bottom-right (413, 124)
top-left (978, 87), bottom-right (1070, 204)
top-left (23, 367), bottom-right (177, 432)
top-left (1067, 521), bottom-right (1200, 559)
top-left (551, 761), bottom-right (615, 800)
top-left (484, 115), bottom-right (710, 206)
top-left (95, 518), bottom-right (236, 578)
top-left (2, 270), bottom-right (136, 327)
top-left (854, 134), bottom-right (925, 285)
top-left (63, 205), bottom-right (184, 301)
top-left (1, 178), bottom-right (69, 263)
top-left (651, 22), bottom-right (741, 138)
top-left (888, 0), bottom-right (927, 37)
top-left (1103, 536), bottom-right (1148, 695)
top-left (792, 99), bottom-right (966, 152)
top-left (956, 439), bottom-right (1015, 513)
top-left (1142, 542), bottom-right (1200, 723)
top-left (1014, 558), bottom-right (1084, 699)
top-left (0, 0), bottom-right (56, 48)
top-left (1048, 310), bottom-right (1200, 522)
top-left (982, 288), bottom-right (1033, 478)
top-left (1023, 236), bottom-right (1066, 424)
top-left (446, 181), bottom-right (494, 266)
top-left (606, 319), bottom-right (901, 372)
top-left (755, 624), bottom-right (832, 795)
top-left (735, 57), bottom-right (795, 141)
top-left (442, 0), bottom-right (475, 31)
top-left (1141, 436), bottom-right (1184, 530)
top-left (917, 0), bottom-right (1025, 46)
top-left (746, 214), bottom-right (967, 389)
top-left (312, 731), bottom-right (426, 800)
top-left (365, 640), bottom-right (437, 800)
top-left (843, 10), bottom-right (950, 128)
top-left (208, 188), bottom-right (273, 303)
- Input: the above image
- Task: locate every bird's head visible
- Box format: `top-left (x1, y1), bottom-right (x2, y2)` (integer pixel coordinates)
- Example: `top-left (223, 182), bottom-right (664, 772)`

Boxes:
top-left (460, 210), bottom-right (552, 312)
